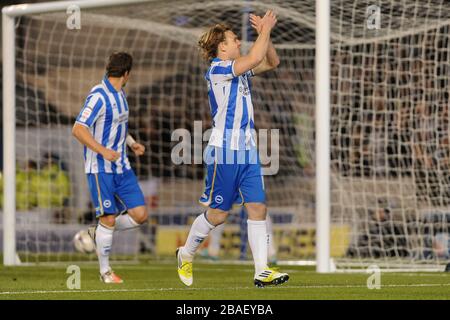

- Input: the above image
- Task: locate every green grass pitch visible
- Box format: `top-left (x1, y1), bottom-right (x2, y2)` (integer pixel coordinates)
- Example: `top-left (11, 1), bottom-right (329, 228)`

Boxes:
top-left (0, 262), bottom-right (449, 300)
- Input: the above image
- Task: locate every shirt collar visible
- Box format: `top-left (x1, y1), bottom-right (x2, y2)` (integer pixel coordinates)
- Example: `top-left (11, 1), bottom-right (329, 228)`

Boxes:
top-left (211, 57), bottom-right (222, 64)
top-left (103, 75), bottom-right (119, 93)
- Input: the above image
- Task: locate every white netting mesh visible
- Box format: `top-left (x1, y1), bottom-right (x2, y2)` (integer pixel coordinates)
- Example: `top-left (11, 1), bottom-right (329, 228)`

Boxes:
top-left (330, 0), bottom-right (450, 268)
top-left (4, 0), bottom-right (450, 268)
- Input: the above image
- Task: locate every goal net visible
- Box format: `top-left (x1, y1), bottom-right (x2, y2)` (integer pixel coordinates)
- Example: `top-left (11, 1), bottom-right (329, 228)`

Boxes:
top-left (2, 0), bottom-right (450, 270)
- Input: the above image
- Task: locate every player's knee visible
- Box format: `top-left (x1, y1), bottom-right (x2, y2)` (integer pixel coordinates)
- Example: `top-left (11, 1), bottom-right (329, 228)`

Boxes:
top-left (206, 208), bottom-right (228, 226)
top-left (100, 214), bottom-right (116, 228)
top-left (129, 206), bottom-right (148, 224)
top-left (245, 203), bottom-right (267, 221)
top-left (137, 209), bottom-right (149, 224)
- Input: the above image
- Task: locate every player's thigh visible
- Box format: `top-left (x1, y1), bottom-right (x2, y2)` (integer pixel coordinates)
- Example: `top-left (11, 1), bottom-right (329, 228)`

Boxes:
top-left (86, 173), bottom-right (118, 218)
top-left (239, 160), bottom-right (266, 220)
top-left (239, 167), bottom-right (266, 205)
top-left (115, 170), bottom-right (147, 221)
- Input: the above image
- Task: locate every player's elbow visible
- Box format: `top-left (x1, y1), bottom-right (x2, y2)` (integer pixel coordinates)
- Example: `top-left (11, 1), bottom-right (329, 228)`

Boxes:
top-left (267, 56), bottom-right (280, 70)
top-left (72, 124), bottom-right (82, 139)
top-left (72, 124), bottom-right (78, 136)
top-left (271, 57), bottom-right (280, 69)
top-left (72, 125), bottom-right (78, 137)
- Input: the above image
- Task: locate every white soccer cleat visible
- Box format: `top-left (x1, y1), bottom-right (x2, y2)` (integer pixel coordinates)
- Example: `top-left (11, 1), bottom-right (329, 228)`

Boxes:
top-left (254, 268), bottom-right (289, 288)
top-left (176, 247), bottom-right (193, 286)
top-left (100, 268), bottom-right (124, 284)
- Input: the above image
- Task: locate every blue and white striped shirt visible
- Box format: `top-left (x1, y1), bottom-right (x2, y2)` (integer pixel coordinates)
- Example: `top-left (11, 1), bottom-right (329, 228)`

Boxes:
top-left (205, 58), bottom-right (256, 150)
top-left (75, 76), bottom-right (132, 174)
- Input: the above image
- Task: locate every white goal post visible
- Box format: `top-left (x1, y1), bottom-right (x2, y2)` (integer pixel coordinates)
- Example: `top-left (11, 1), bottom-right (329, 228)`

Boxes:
top-left (315, 0), bottom-right (331, 273)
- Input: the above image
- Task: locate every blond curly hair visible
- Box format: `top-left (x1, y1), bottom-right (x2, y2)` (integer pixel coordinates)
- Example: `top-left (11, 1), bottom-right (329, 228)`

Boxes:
top-left (198, 24), bottom-right (232, 62)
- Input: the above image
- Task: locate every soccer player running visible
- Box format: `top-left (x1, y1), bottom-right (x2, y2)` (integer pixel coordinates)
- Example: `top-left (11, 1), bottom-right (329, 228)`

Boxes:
top-left (177, 10), bottom-right (289, 287)
top-left (73, 52), bottom-right (148, 283)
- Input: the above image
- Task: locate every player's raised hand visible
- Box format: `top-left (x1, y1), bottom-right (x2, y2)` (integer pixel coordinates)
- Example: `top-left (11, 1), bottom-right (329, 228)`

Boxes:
top-left (249, 13), bottom-right (263, 34)
top-left (131, 142), bottom-right (146, 156)
top-left (260, 10), bottom-right (277, 30)
top-left (102, 148), bottom-right (121, 162)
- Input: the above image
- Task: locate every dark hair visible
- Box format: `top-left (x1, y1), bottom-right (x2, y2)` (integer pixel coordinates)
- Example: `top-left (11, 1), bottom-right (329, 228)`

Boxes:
top-left (106, 52), bottom-right (133, 77)
top-left (198, 24), bottom-right (232, 62)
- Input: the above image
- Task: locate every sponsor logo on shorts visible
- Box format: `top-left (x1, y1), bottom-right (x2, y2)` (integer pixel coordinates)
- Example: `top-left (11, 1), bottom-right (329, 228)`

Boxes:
top-left (215, 195), bottom-right (223, 204)
top-left (103, 200), bottom-right (112, 208)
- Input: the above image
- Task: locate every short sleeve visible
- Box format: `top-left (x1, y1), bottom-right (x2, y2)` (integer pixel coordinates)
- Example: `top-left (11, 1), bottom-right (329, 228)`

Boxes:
top-left (75, 92), bottom-right (105, 128)
top-left (209, 60), bottom-right (236, 82)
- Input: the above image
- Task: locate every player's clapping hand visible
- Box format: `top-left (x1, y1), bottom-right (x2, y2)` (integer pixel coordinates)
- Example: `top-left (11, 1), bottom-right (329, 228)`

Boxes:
top-left (131, 142), bottom-right (146, 156)
top-left (260, 10), bottom-right (277, 30)
top-left (249, 13), bottom-right (263, 34)
top-left (102, 148), bottom-right (121, 162)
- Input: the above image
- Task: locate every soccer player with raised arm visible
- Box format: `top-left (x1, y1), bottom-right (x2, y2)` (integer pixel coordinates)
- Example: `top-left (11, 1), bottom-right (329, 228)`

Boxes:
top-left (176, 10), bottom-right (289, 288)
top-left (73, 52), bottom-right (148, 283)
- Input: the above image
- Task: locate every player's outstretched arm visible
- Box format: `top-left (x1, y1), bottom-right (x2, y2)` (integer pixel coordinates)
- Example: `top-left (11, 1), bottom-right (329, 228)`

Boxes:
top-left (233, 10), bottom-right (277, 77)
top-left (249, 13), bottom-right (280, 75)
top-left (72, 123), bottom-right (120, 162)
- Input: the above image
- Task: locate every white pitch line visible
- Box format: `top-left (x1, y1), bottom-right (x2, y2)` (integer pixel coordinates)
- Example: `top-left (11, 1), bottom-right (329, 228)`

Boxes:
top-left (1, 283), bottom-right (450, 296)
